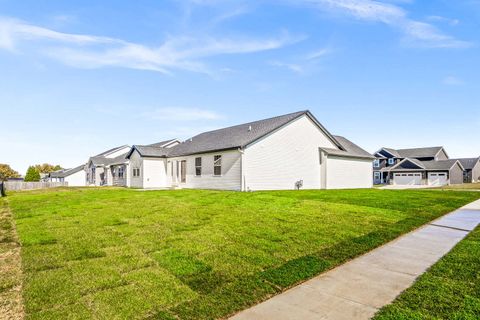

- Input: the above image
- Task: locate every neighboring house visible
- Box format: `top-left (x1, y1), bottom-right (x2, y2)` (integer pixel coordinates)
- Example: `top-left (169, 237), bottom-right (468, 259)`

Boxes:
top-left (126, 110), bottom-right (374, 191)
top-left (373, 147), bottom-right (464, 186)
top-left (454, 157), bottom-right (480, 183)
top-left (48, 165), bottom-right (86, 186)
top-left (127, 139), bottom-right (181, 189)
top-left (86, 145), bottom-right (131, 187)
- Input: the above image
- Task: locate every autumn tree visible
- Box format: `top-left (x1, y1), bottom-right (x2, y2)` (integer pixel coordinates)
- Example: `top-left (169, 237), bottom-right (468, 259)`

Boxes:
top-left (34, 163), bottom-right (63, 173)
top-left (0, 164), bottom-right (20, 181)
top-left (24, 166), bottom-right (41, 182)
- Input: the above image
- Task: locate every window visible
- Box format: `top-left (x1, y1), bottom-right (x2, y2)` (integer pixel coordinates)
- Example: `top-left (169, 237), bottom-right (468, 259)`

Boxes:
top-left (195, 157), bottom-right (202, 176)
top-left (133, 168), bottom-right (140, 177)
top-left (214, 155), bottom-right (222, 176)
top-left (118, 166), bottom-right (124, 179)
top-left (388, 158), bottom-right (395, 165)
top-left (373, 159), bottom-right (380, 168)
top-left (374, 172), bottom-right (381, 179)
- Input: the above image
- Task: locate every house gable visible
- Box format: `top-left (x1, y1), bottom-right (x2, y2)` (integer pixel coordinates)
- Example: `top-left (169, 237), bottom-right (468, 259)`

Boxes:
top-left (390, 158), bottom-right (425, 171)
top-left (435, 148), bottom-right (449, 161)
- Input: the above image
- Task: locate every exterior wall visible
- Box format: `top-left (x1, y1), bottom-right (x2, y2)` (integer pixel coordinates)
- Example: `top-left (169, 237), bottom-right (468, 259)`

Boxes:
top-left (435, 149), bottom-right (449, 161)
top-left (243, 115), bottom-right (337, 191)
top-left (129, 150), bottom-right (144, 188)
top-left (449, 163), bottom-right (464, 185)
top-left (326, 156), bottom-right (373, 189)
top-left (143, 158), bottom-right (168, 188)
top-left (111, 164), bottom-right (128, 187)
top-left (168, 150), bottom-right (241, 190)
top-left (472, 161), bottom-right (480, 183)
top-left (64, 170), bottom-right (86, 187)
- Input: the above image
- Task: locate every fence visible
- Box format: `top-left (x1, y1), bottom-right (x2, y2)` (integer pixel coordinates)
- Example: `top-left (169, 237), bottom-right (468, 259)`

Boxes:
top-left (4, 181), bottom-right (68, 191)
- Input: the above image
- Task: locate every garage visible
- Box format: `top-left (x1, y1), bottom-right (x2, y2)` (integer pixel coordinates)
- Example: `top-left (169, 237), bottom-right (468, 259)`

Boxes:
top-left (428, 172), bottom-right (448, 186)
top-left (393, 172), bottom-right (422, 185)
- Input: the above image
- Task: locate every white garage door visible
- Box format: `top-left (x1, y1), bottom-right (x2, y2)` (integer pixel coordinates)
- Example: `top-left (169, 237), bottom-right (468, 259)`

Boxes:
top-left (393, 173), bottom-right (422, 185)
top-left (428, 172), bottom-right (448, 186)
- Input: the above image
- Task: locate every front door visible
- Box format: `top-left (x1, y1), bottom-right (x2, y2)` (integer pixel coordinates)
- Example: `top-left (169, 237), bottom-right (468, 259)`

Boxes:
top-left (180, 160), bottom-right (186, 183)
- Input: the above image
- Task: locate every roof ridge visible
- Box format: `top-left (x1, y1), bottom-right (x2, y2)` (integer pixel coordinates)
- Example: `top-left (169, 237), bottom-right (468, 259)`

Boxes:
top-left (184, 110), bottom-right (308, 139)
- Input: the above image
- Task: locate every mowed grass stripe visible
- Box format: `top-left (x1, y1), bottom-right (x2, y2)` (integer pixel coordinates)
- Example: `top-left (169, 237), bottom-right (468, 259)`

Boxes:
top-left (374, 225), bottom-right (480, 319)
top-left (7, 188), bottom-right (480, 319)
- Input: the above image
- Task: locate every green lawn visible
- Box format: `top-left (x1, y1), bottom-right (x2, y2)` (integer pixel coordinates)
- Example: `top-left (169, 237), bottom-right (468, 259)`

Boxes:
top-left (374, 225), bottom-right (480, 319)
top-left (435, 183), bottom-right (480, 190)
top-left (4, 188), bottom-right (480, 319)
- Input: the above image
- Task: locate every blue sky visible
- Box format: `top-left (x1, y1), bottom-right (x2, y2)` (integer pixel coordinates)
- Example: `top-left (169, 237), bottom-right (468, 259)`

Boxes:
top-left (1, 0), bottom-right (479, 174)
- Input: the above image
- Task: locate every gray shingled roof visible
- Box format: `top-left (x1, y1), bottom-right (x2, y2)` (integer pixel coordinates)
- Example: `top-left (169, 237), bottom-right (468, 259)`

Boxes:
top-left (377, 147), bottom-right (444, 159)
top-left (129, 145), bottom-right (171, 158)
top-left (147, 139), bottom-right (179, 148)
top-left (166, 110), bottom-right (343, 157)
top-left (396, 147), bottom-right (443, 158)
top-left (454, 158), bottom-right (480, 170)
top-left (93, 145), bottom-right (130, 157)
top-left (383, 158), bottom-right (462, 172)
top-left (422, 159), bottom-right (462, 170)
top-left (49, 164), bottom-right (85, 178)
top-left (320, 136), bottom-right (375, 159)
top-left (382, 148), bottom-right (401, 157)
top-left (90, 152), bottom-right (129, 167)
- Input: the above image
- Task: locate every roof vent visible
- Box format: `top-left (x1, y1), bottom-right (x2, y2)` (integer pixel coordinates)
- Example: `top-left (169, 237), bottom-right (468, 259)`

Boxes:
top-left (248, 125), bottom-right (252, 132)
top-left (190, 138), bottom-right (193, 142)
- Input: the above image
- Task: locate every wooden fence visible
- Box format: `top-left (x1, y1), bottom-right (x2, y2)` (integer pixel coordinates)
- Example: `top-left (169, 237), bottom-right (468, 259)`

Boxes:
top-left (4, 181), bottom-right (68, 191)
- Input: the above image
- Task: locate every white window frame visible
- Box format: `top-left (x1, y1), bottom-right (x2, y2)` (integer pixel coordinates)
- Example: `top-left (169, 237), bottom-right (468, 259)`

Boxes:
top-left (213, 155), bottom-right (222, 176)
top-left (195, 157), bottom-right (202, 176)
top-left (388, 158), bottom-right (395, 165)
top-left (118, 166), bottom-right (124, 179)
top-left (373, 159), bottom-right (380, 168)
top-left (374, 172), bottom-right (381, 179)
top-left (133, 168), bottom-right (140, 177)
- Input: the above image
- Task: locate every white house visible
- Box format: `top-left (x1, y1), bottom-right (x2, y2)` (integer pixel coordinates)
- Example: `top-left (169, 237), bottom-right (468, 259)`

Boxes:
top-left (86, 145), bottom-right (131, 187)
top-left (48, 165), bottom-right (86, 187)
top-left (126, 111), bottom-right (374, 191)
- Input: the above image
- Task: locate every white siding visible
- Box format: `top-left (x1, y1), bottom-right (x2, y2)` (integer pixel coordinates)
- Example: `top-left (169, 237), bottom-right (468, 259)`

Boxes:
top-left (325, 156), bottom-right (373, 189)
top-left (106, 167), bottom-right (113, 186)
top-left (243, 115), bottom-right (337, 191)
top-left (129, 150), bottom-right (144, 188)
top-left (143, 158), bottom-right (169, 188)
top-left (168, 150), bottom-right (241, 190)
top-left (64, 170), bottom-right (86, 187)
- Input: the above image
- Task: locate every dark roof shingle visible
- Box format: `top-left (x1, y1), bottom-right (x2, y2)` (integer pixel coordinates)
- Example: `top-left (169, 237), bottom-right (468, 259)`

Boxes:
top-left (454, 158), bottom-right (480, 170)
top-left (321, 136), bottom-right (375, 159)
top-left (167, 110), bottom-right (342, 157)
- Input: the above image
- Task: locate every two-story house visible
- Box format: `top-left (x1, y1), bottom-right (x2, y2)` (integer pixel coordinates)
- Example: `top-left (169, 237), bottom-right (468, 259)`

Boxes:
top-left (373, 147), bottom-right (464, 186)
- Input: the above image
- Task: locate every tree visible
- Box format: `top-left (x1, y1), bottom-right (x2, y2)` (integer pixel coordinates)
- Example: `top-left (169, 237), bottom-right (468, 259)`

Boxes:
top-left (24, 166), bottom-right (41, 182)
top-left (0, 164), bottom-right (20, 181)
top-left (34, 163), bottom-right (63, 174)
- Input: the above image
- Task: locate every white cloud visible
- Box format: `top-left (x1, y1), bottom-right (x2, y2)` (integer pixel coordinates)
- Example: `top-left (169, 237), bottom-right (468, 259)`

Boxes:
top-left (427, 16), bottom-right (459, 26)
top-left (442, 76), bottom-right (464, 86)
top-left (291, 0), bottom-right (472, 48)
top-left (305, 47), bottom-right (331, 60)
top-left (0, 16), bottom-right (301, 74)
top-left (141, 107), bottom-right (224, 121)
top-left (269, 61), bottom-right (304, 74)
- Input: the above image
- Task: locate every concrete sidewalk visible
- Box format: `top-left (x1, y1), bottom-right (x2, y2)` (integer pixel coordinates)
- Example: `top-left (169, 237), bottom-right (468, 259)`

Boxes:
top-left (231, 199), bottom-right (480, 320)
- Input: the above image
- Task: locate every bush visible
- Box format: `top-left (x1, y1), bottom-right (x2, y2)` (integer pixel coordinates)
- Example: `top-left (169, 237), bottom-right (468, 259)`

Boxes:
top-left (24, 166), bottom-right (41, 182)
